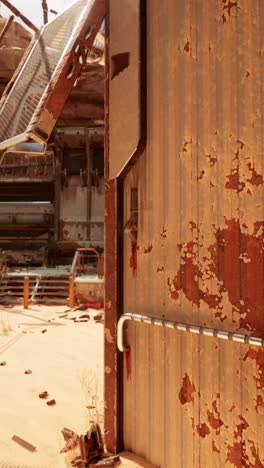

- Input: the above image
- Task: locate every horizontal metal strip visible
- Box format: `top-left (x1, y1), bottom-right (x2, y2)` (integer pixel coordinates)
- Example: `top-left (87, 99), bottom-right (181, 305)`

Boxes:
top-left (117, 313), bottom-right (264, 352)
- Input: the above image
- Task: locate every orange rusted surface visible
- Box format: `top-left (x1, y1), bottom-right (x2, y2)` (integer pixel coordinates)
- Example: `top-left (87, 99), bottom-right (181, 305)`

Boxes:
top-left (107, 0), bottom-right (264, 466)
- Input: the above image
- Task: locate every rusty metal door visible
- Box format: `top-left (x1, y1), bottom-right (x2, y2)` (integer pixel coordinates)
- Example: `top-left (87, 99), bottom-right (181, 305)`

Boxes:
top-left (105, 0), bottom-right (264, 466)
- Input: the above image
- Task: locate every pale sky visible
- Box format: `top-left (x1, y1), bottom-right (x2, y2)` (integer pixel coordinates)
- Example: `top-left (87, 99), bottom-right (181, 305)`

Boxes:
top-left (0, 0), bottom-right (75, 29)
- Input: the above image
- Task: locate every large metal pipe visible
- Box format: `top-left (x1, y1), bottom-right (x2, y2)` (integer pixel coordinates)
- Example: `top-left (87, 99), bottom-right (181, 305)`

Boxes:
top-left (117, 313), bottom-right (264, 352)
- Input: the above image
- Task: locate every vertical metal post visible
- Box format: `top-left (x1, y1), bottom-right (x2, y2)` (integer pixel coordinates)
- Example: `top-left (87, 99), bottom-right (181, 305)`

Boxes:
top-left (23, 276), bottom-right (29, 309)
top-left (69, 275), bottom-right (75, 308)
top-left (53, 147), bottom-right (61, 242)
top-left (0, 15), bottom-right (14, 45)
top-left (42, 0), bottom-right (48, 24)
top-left (85, 128), bottom-right (92, 240)
top-left (97, 253), bottom-right (104, 279)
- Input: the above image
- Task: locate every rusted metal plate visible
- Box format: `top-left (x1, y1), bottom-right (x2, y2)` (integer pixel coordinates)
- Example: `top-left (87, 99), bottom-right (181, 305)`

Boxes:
top-left (104, 178), bottom-right (120, 454)
top-left (107, 0), bottom-right (141, 178)
top-left (114, 0), bottom-right (264, 466)
top-left (0, 0), bottom-right (106, 151)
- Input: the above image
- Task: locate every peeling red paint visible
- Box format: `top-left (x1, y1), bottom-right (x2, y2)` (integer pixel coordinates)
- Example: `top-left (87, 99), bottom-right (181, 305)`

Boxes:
top-left (247, 163), bottom-right (263, 186)
top-left (157, 266), bottom-right (165, 273)
top-left (196, 423), bottom-right (210, 438)
top-left (125, 347), bottom-right (132, 380)
top-left (207, 409), bottom-right (223, 432)
top-left (168, 241), bottom-right (221, 308)
top-left (206, 154), bottom-right (217, 167)
top-left (225, 415), bottom-right (258, 468)
top-left (256, 395), bottom-right (264, 413)
top-left (212, 440), bottom-right (220, 453)
top-left (182, 139), bottom-right (192, 152)
top-left (198, 170), bottom-right (205, 180)
top-left (222, 1), bottom-right (238, 17)
top-left (183, 40), bottom-right (190, 53)
top-left (207, 400), bottom-right (224, 434)
top-left (226, 438), bottom-right (264, 468)
top-left (189, 221), bottom-right (197, 232)
top-left (243, 348), bottom-right (264, 390)
top-left (168, 218), bottom-right (264, 335)
top-left (233, 140), bottom-right (245, 162)
top-left (225, 167), bottom-right (245, 192)
top-left (178, 373), bottom-right (196, 404)
top-left (144, 244), bottom-right (152, 254)
top-left (160, 226), bottom-right (167, 238)
top-left (236, 140), bottom-right (245, 150)
top-left (209, 219), bottom-right (264, 335)
top-left (249, 440), bottom-right (264, 467)
top-left (229, 403), bottom-right (236, 413)
top-left (253, 221), bottom-right (264, 236)
top-left (234, 415), bottom-right (249, 438)
top-left (168, 260), bottom-right (200, 305)
top-left (130, 243), bottom-right (138, 276)
top-left (226, 441), bottom-right (247, 468)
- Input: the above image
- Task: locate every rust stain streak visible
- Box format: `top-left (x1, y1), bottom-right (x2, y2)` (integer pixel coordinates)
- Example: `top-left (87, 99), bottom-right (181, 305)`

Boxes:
top-left (143, 244), bottom-right (153, 254)
top-left (243, 348), bottom-right (264, 390)
top-left (247, 163), bottom-right (263, 186)
top-left (178, 373), bottom-right (196, 404)
top-left (207, 400), bottom-right (224, 434)
top-left (196, 423), bottom-right (210, 438)
top-left (225, 167), bottom-right (245, 193)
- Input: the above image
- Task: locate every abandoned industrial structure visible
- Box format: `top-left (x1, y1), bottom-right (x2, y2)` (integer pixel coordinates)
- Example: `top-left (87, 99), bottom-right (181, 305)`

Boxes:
top-left (0, 1), bottom-right (105, 309)
top-left (0, 0), bottom-right (264, 467)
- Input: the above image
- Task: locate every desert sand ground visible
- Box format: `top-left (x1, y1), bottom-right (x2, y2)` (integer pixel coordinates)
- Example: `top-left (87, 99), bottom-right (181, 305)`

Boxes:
top-left (0, 304), bottom-right (104, 467)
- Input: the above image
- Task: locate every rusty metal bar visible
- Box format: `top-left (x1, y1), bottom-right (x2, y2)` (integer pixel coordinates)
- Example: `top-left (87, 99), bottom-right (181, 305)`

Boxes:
top-left (0, 15), bottom-right (14, 44)
top-left (0, 162), bottom-right (53, 169)
top-left (70, 251), bottom-right (79, 277)
top-left (117, 313), bottom-right (264, 352)
top-left (23, 276), bottom-right (29, 309)
top-left (85, 128), bottom-right (91, 240)
top-left (68, 275), bottom-right (75, 308)
top-left (42, 0), bottom-right (48, 24)
top-left (97, 253), bottom-right (104, 279)
top-left (0, 0), bottom-right (38, 32)
top-left (70, 248), bottom-right (100, 276)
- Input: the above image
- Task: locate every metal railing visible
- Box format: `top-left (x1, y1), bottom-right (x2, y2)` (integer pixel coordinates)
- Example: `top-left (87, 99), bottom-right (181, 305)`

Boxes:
top-left (70, 247), bottom-right (104, 278)
top-left (0, 250), bottom-right (7, 280)
top-left (117, 313), bottom-right (264, 352)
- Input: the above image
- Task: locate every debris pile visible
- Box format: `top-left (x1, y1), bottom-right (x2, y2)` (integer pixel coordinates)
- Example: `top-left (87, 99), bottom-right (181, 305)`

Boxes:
top-left (69, 424), bottom-right (120, 468)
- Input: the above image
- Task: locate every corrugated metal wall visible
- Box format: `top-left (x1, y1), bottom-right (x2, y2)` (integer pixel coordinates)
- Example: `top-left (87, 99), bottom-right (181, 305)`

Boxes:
top-left (122, 0), bottom-right (264, 466)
